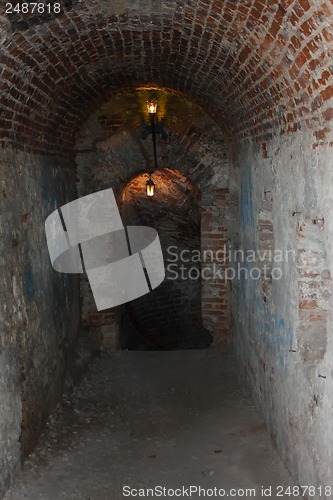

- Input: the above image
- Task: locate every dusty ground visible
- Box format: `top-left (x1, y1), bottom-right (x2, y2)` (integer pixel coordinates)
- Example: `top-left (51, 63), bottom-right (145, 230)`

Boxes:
top-left (5, 350), bottom-right (297, 499)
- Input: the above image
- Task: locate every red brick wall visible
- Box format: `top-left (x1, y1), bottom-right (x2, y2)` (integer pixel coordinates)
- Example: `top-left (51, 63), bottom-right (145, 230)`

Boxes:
top-left (296, 217), bottom-right (331, 374)
top-left (201, 189), bottom-right (230, 345)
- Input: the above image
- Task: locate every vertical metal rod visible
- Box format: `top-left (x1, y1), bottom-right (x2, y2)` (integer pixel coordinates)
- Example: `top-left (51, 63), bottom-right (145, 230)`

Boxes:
top-left (150, 113), bottom-right (158, 170)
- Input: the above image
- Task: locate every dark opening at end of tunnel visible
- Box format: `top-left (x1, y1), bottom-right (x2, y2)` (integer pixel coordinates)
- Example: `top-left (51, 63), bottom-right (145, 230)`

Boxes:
top-left (120, 168), bottom-right (212, 351)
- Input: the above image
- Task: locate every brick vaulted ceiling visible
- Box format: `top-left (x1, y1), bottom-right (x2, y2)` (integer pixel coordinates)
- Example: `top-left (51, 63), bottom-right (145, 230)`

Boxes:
top-left (0, 0), bottom-right (333, 155)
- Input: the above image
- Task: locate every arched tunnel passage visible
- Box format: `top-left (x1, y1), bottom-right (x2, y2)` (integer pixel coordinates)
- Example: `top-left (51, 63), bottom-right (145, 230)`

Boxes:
top-left (1, 0), bottom-right (333, 496)
top-left (119, 169), bottom-right (212, 351)
top-left (75, 89), bottom-right (231, 351)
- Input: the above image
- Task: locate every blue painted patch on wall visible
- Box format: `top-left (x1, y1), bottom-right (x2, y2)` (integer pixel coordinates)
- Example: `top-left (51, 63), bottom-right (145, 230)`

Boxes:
top-left (23, 264), bottom-right (36, 302)
top-left (41, 167), bottom-right (59, 209)
top-left (254, 296), bottom-right (294, 372)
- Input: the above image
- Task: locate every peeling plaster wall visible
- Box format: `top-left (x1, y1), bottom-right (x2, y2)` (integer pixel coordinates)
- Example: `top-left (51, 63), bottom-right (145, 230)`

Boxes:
top-left (0, 149), bottom-right (79, 494)
top-left (230, 130), bottom-right (333, 488)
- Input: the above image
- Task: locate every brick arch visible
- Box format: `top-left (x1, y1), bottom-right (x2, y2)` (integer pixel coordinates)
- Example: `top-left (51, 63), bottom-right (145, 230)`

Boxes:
top-left (79, 121), bottom-right (229, 195)
top-left (1, 0), bottom-right (333, 154)
top-left (75, 89), bottom-right (230, 196)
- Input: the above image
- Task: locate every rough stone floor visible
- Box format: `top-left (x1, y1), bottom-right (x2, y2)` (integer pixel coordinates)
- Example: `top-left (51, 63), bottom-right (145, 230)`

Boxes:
top-left (5, 350), bottom-right (296, 499)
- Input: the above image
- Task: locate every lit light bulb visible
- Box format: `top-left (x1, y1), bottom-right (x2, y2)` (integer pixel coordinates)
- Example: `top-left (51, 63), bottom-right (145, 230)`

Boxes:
top-left (146, 174), bottom-right (155, 197)
top-left (147, 100), bottom-right (158, 114)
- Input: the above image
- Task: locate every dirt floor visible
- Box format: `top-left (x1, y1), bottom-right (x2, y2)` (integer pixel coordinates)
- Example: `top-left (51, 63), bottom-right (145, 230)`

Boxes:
top-left (5, 350), bottom-right (297, 499)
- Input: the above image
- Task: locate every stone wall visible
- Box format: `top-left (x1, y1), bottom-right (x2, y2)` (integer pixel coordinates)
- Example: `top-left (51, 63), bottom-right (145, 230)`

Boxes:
top-left (230, 128), bottom-right (333, 489)
top-left (0, 148), bottom-right (79, 494)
